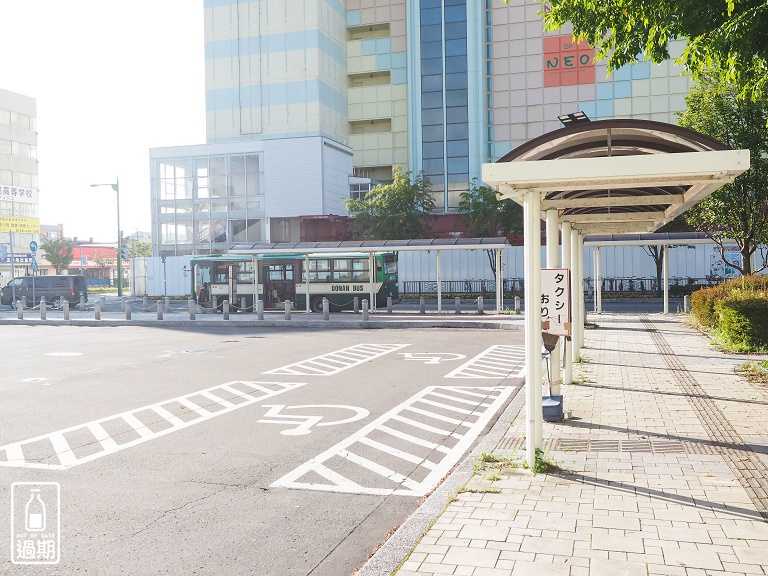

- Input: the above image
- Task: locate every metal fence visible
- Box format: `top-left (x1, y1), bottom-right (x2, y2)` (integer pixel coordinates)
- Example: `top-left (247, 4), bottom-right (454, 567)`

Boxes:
top-left (402, 276), bottom-right (723, 298)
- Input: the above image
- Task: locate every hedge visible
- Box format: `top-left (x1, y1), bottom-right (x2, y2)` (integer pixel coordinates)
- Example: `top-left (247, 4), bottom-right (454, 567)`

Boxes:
top-left (716, 296), bottom-right (768, 352)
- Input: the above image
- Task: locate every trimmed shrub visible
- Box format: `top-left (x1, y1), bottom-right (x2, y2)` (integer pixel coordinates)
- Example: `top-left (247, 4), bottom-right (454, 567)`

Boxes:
top-left (691, 275), bottom-right (768, 329)
top-left (716, 296), bottom-right (768, 352)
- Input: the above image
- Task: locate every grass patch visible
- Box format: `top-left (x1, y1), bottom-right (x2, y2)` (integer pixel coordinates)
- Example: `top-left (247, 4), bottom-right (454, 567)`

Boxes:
top-left (735, 360), bottom-right (768, 384)
top-left (523, 449), bottom-right (559, 475)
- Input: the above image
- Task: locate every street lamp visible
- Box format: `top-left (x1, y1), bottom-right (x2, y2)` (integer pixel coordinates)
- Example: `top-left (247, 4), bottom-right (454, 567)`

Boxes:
top-left (90, 178), bottom-right (122, 296)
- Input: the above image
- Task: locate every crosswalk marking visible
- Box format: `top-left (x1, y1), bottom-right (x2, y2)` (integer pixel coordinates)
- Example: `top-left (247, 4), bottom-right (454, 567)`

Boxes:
top-left (264, 344), bottom-right (409, 376)
top-left (444, 345), bottom-right (525, 379)
top-left (270, 385), bottom-right (517, 496)
top-left (0, 381), bottom-right (304, 470)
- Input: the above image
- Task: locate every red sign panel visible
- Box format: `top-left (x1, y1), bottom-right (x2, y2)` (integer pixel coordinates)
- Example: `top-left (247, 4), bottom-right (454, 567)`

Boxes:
top-left (543, 35), bottom-right (595, 87)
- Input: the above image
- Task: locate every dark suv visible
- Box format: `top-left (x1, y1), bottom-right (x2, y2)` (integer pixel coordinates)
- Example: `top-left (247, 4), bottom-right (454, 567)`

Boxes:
top-left (1, 275), bottom-right (88, 307)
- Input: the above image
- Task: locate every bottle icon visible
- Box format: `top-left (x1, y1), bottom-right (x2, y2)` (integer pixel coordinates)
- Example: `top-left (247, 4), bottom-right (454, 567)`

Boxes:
top-left (25, 489), bottom-right (46, 532)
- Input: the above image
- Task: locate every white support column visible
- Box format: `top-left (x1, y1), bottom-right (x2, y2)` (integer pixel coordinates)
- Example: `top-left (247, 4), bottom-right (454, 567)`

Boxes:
top-left (662, 244), bottom-right (669, 314)
top-left (437, 250), bottom-right (442, 313)
top-left (570, 229), bottom-right (581, 362)
top-left (577, 233), bottom-right (585, 350)
top-left (595, 247), bottom-right (602, 314)
top-left (496, 248), bottom-right (503, 313)
top-left (305, 254), bottom-right (311, 313)
top-left (524, 190), bottom-right (543, 468)
top-left (369, 253), bottom-right (376, 312)
top-left (545, 209), bottom-right (561, 397)
top-left (561, 221), bottom-right (572, 386)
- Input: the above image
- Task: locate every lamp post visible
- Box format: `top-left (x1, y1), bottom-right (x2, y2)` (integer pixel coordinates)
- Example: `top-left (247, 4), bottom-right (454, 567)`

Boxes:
top-left (90, 178), bottom-right (122, 296)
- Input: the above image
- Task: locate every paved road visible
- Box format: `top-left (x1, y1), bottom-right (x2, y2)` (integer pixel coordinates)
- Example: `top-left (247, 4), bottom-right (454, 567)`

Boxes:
top-left (0, 325), bottom-right (524, 575)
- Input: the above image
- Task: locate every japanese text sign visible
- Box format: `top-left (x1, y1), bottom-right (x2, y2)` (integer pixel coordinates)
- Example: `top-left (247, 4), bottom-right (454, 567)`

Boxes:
top-left (540, 268), bottom-right (571, 336)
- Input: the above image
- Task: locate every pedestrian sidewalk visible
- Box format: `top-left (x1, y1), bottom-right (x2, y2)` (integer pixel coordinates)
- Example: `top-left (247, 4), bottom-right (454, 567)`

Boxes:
top-left (392, 313), bottom-right (768, 576)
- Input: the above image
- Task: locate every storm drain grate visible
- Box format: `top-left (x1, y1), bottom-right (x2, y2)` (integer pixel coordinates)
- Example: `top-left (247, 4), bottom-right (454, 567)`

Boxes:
top-left (498, 437), bottom-right (694, 454)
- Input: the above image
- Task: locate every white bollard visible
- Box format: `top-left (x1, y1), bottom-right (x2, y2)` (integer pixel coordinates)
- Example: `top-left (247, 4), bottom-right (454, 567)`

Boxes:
top-left (95, 300), bottom-right (101, 320)
top-left (80, 295), bottom-right (86, 311)
top-left (143, 295), bottom-right (148, 311)
top-left (362, 299), bottom-right (369, 321)
top-left (63, 300), bottom-right (70, 320)
top-left (40, 297), bottom-right (46, 320)
top-left (387, 296), bottom-right (393, 314)
top-left (477, 296), bottom-right (484, 315)
top-left (157, 306), bottom-right (163, 320)
top-left (514, 296), bottom-right (521, 314)
top-left (223, 300), bottom-right (230, 320)
top-left (16, 299), bottom-right (23, 319)
top-left (125, 300), bottom-right (131, 320)
top-left (189, 300), bottom-right (195, 320)
top-left (257, 299), bottom-right (264, 320)
top-left (684, 295), bottom-right (691, 314)
top-left (100, 296), bottom-right (106, 309)
top-left (419, 296), bottom-right (426, 314)
top-left (284, 300), bottom-right (292, 320)
top-left (353, 297), bottom-right (359, 314)
top-left (240, 297), bottom-right (246, 311)
top-left (455, 297), bottom-right (461, 314)
top-left (164, 296), bottom-right (170, 313)
top-left (322, 297), bottom-right (330, 320)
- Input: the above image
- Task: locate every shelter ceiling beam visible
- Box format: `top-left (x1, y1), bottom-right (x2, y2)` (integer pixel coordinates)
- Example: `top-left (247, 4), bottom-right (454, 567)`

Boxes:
top-left (563, 212), bottom-right (666, 224)
top-left (541, 194), bottom-right (683, 210)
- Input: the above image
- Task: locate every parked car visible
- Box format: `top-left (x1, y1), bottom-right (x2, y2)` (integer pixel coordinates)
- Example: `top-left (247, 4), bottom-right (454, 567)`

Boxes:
top-left (0, 275), bottom-right (88, 308)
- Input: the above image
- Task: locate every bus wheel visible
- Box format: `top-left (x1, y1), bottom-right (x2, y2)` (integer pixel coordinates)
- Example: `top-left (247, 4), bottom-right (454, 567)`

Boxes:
top-left (310, 296), bottom-right (324, 313)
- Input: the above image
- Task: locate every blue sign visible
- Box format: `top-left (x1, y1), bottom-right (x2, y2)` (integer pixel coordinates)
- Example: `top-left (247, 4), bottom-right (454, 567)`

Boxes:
top-left (30, 256), bottom-right (39, 271)
top-left (29, 241), bottom-right (37, 252)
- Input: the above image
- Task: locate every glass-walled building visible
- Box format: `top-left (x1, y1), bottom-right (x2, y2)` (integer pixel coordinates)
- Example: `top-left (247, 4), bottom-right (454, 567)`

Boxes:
top-left (0, 88), bottom-right (39, 278)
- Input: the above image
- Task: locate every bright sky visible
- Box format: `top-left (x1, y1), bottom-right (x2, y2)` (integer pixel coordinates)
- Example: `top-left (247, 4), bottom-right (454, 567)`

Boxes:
top-left (0, 1), bottom-right (206, 243)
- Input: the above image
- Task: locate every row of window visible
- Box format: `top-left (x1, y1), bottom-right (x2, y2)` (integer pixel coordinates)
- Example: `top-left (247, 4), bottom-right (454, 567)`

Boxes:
top-left (158, 175), bottom-right (262, 200)
top-left (158, 199), bottom-right (262, 214)
top-left (0, 109), bottom-right (35, 131)
top-left (0, 169), bottom-right (36, 188)
top-left (158, 155), bottom-right (260, 180)
top-left (0, 139), bottom-right (37, 160)
top-left (421, 5), bottom-right (466, 26)
top-left (307, 258), bottom-right (371, 282)
top-left (0, 201), bottom-right (38, 217)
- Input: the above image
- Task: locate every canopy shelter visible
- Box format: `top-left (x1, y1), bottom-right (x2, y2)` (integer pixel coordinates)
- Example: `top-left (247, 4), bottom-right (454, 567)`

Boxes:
top-left (230, 238), bottom-right (510, 313)
top-left (482, 119), bottom-right (750, 467)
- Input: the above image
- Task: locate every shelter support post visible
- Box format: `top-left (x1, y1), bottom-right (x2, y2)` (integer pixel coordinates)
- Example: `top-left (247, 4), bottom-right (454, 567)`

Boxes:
top-left (577, 233), bottom-right (585, 349)
top-left (561, 222), bottom-right (572, 386)
top-left (369, 253), bottom-right (375, 312)
top-left (595, 247), bottom-right (602, 314)
top-left (523, 189), bottom-right (543, 468)
top-left (437, 250), bottom-right (442, 313)
top-left (663, 244), bottom-right (669, 314)
top-left (545, 209), bottom-right (561, 396)
top-left (305, 254), bottom-right (310, 313)
top-left (496, 249), bottom-right (503, 313)
top-left (570, 230), bottom-right (581, 361)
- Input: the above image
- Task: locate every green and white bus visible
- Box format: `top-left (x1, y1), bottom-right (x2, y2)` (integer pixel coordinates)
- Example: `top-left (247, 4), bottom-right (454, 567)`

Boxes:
top-left (190, 252), bottom-right (398, 312)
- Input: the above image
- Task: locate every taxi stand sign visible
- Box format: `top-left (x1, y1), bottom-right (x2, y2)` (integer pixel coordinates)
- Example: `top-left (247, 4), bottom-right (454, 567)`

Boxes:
top-left (541, 268), bottom-right (571, 337)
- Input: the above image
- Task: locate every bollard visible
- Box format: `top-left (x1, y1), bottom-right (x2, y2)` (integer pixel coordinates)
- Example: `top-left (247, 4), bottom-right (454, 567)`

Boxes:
top-left (125, 300), bottom-right (131, 320)
top-left (157, 306), bottom-right (163, 320)
top-left (387, 296), bottom-right (393, 314)
top-left (40, 297), bottom-right (46, 320)
top-left (257, 299), bottom-right (264, 320)
top-left (683, 295), bottom-right (691, 314)
top-left (143, 295), bottom-right (148, 311)
top-left (100, 295), bottom-right (106, 309)
top-left (284, 300), bottom-right (292, 320)
top-left (80, 295), bottom-right (86, 311)
top-left (514, 296), bottom-right (521, 314)
top-left (63, 300), bottom-right (69, 320)
top-left (189, 300), bottom-right (195, 320)
top-left (322, 297), bottom-right (330, 320)
top-left (95, 300), bottom-right (101, 320)
top-left (223, 300), bottom-right (230, 320)
top-left (362, 299), bottom-right (369, 321)
top-left (419, 296), bottom-right (426, 314)
top-left (164, 296), bottom-right (170, 313)
top-left (240, 297), bottom-right (246, 311)
top-left (477, 296), bottom-right (484, 315)
top-left (353, 297), bottom-right (359, 314)
top-left (16, 299), bottom-right (23, 320)
top-left (455, 297), bottom-right (461, 314)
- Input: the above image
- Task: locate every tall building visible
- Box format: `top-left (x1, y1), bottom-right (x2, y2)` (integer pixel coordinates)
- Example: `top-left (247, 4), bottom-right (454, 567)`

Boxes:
top-left (150, 0), bottom-right (690, 255)
top-left (0, 88), bottom-right (39, 278)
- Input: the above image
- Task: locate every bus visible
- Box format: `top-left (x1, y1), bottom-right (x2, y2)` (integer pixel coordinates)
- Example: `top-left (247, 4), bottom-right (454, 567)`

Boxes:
top-left (190, 252), bottom-right (398, 312)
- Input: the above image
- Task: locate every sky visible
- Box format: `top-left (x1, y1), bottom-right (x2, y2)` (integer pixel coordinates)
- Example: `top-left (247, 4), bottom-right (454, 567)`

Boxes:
top-left (0, 1), bottom-right (207, 242)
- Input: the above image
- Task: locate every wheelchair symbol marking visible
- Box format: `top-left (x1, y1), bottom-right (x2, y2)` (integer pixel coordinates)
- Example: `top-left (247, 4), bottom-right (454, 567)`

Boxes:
top-left (258, 404), bottom-right (370, 435)
top-left (398, 352), bottom-right (466, 365)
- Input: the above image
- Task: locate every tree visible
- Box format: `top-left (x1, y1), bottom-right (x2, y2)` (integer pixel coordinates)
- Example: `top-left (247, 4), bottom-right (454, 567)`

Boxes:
top-left (93, 251), bottom-right (115, 281)
top-left (128, 241), bottom-right (152, 258)
top-left (343, 165), bottom-right (436, 240)
top-left (459, 179), bottom-right (524, 273)
top-left (678, 76), bottom-right (768, 275)
top-left (41, 238), bottom-right (74, 274)
top-left (641, 217), bottom-right (693, 295)
top-left (538, 0), bottom-right (768, 99)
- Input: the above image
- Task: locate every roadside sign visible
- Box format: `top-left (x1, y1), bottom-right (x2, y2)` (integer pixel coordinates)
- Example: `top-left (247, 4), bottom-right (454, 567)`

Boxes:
top-left (29, 241), bottom-right (38, 252)
top-left (30, 257), bottom-right (39, 272)
top-left (541, 268), bottom-right (571, 336)
top-left (0, 217), bottom-right (40, 234)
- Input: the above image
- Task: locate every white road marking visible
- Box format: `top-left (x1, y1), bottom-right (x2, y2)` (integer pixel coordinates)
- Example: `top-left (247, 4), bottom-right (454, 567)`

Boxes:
top-left (0, 381), bottom-right (304, 470)
top-left (270, 385), bottom-right (517, 496)
top-left (258, 404), bottom-right (370, 435)
top-left (264, 344), bottom-right (409, 376)
top-left (44, 352), bottom-right (82, 357)
top-left (444, 345), bottom-right (525, 379)
top-left (398, 352), bottom-right (466, 365)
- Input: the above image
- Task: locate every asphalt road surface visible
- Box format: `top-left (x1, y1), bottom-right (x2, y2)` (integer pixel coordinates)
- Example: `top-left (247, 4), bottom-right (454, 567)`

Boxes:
top-left (0, 325), bottom-right (524, 575)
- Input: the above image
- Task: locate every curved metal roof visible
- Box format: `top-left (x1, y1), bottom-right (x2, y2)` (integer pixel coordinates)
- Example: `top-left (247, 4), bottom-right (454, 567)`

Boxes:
top-left (483, 119), bottom-right (750, 234)
top-left (229, 237), bottom-right (509, 254)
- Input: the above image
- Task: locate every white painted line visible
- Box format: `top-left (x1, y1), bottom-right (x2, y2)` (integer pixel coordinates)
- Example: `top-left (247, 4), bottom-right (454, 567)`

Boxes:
top-left (376, 424), bottom-right (449, 453)
top-left (264, 344), bottom-right (409, 376)
top-left (428, 391), bottom-right (488, 406)
top-left (271, 385), bottom-right (517, 496)
top-left (177, 398), bottom-right (211, 417)
top-left (444, 345), bottom-right (525, 379)
top-left (198, 390), bottom-right (236, 409)
top-left (0, 381), bottom-right (304, 470)
top-left (413, 398), bottom-right (475, 415)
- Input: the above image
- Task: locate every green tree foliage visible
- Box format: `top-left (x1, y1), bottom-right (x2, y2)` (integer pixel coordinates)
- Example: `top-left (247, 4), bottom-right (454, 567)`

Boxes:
top-left (458, 179), bottom-right (523, 238)
top-left (128, 241), bottom-right (152, 258)
top-left (677, 77), bottom-right (768, 274)
top-left (344, 166), bottom-right (436, 240)
top-left (41, 238), bottom-right (74, 274)
top-left (538, 0), bottom-right (768, 98)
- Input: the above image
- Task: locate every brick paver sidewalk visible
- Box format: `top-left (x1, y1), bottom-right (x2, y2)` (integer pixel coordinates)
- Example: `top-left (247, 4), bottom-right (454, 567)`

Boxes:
top-left (394, 313), bottom-right (768, 576)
